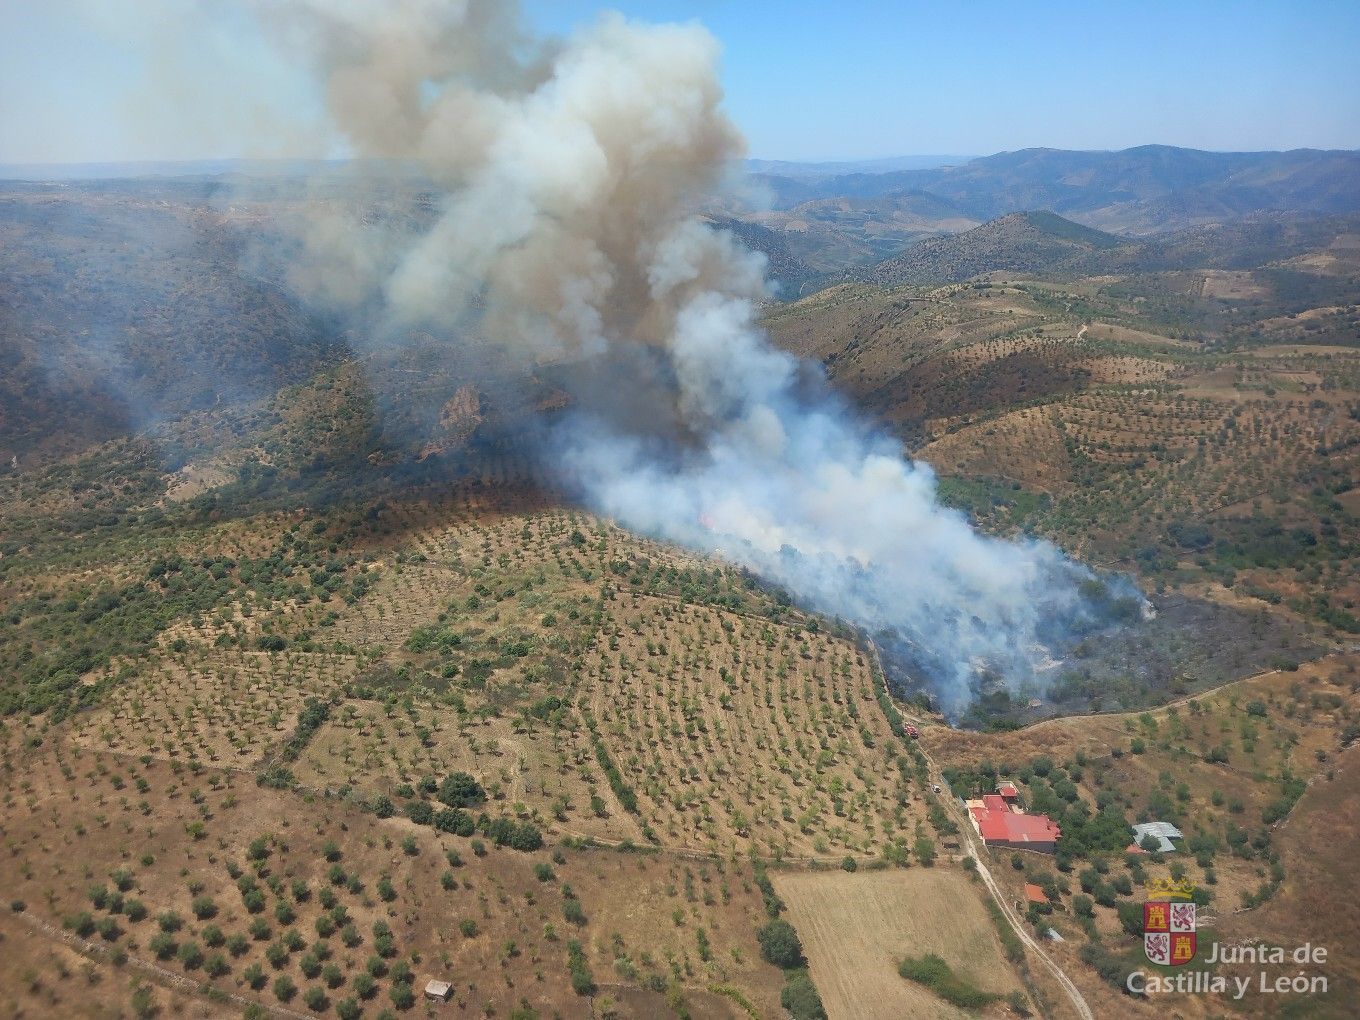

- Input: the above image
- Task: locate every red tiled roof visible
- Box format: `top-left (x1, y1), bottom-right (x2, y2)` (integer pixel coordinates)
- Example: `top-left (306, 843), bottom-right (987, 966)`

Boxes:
top-left (971, 801), bottom-right (1061, 846)
top-left (997, 782), bottom-right (1019, 798)
top-left (1025, 883), bottom-right (1049, 903)
top-left (971, 805), bottom-right (1011, 842)
top-left (1004, 812), bottom-right (1061, 844)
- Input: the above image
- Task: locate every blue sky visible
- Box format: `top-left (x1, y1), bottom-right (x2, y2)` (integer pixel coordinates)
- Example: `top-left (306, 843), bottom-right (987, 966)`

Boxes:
top-left (4, 1), bottom-right (1358, 164)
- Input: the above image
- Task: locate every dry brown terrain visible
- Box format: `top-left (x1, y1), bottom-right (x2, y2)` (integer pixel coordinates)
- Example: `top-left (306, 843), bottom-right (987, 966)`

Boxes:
top-left (0, 488), bottom-right (956, 1019)
top-left (3, 203), bottom-right (1359, 1020)
top-left (0, 717), bottom-right (788, 1019)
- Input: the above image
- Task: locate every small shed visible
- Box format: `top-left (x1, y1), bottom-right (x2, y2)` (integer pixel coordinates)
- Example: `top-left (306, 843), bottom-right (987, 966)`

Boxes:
top-left (996, 781), bottom-right (1020, 800)
top-left (1024, 883), bottom-right (1049, 905)
top-left (424, 979), bottom-right (453, 1003)
top-left (1131, 821), bottom-right (1183, 853)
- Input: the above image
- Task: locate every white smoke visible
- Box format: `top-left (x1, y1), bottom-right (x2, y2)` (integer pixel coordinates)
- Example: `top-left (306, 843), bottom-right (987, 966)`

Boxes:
top-left (555, 294), bottom-right (1094, 716)
top-left (248, 0), bottom-right (1109, 713)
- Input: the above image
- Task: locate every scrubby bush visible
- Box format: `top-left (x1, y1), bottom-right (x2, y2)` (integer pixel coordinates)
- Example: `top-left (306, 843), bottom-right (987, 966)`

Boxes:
top-left (274, 975), bottom-right (297, 1002)
top-left (191, 896), bottom-right (217, 920)
top-left (898, 954), bottom-right (998, 1009)
top-left (389, 982), bottom-right (415, 1009)
top-left (757, 919), bottom-right (805, 969)
top-left (438, 771), bottom-right (486, 809)
top-left (781, 970), bottom-right (827, 1020)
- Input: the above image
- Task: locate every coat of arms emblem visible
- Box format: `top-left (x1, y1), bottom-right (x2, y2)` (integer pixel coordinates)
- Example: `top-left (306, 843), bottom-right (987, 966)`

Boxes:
top-left (1143, 878), bottom-right (1197, 966)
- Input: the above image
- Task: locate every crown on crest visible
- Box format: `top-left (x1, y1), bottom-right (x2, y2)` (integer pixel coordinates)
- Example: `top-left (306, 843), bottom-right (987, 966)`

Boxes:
top-left (1144, 876), bottom-right (1195, 900)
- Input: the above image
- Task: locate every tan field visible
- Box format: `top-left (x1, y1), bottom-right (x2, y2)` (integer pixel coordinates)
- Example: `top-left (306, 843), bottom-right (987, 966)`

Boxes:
top-left (773, 869), bottom-right (1022, 1019)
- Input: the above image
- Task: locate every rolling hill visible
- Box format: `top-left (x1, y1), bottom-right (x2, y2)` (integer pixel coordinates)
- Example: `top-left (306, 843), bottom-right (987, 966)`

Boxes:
top-left (860, 211), bottom-right (1125, 286)
top-left (861, 209), bottom-right (1360, 287)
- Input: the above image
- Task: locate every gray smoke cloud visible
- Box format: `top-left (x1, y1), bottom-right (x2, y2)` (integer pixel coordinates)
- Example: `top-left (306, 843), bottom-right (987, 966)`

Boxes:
top-left (254, 0), bottom-right (1121, 714)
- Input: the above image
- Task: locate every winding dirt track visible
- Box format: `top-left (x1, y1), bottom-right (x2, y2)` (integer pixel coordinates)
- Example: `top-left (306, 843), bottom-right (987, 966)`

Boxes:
top-left (865, 640), bottom-right (1095, 1020)
top-left (921, 751), bottom-right (1095, 1020)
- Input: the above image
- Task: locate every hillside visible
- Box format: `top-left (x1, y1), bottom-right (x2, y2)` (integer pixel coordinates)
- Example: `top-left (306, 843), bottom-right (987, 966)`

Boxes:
top-left (862, 210), bottom-right (1360, 287)
top-left (2, 164), bottom-right (1359, 1019)
top-left (765, 256), bottom-right (1360, 716)
top-left (701, 214), bottom-right (825, 297)
top-left (861, 212), bottom-right (1126, 286)
top-left (0, 181), bottom-right (345, 464)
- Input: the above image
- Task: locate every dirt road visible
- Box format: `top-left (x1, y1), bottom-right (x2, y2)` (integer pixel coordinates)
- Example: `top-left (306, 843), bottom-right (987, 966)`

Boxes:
top-left (922, 747), bottom-right (1095, 1020)
top-left (864, 641), bottom-right (1095, 1020)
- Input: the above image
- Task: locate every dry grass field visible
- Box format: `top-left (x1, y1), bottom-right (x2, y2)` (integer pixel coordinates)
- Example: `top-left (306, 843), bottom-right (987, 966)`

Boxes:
top-left (773, 869), bottom-right (1022, 1020)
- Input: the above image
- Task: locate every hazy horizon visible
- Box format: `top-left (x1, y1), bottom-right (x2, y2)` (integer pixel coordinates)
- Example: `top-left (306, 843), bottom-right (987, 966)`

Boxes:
top-left (4, 142), bottom-right (1359, 183)
top-left (5, 1), bottom-right (1359, 165)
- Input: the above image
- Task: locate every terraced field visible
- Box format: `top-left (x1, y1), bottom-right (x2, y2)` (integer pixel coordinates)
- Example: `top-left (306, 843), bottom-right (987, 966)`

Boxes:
top-left (581, 593), bottom-right (924, 858)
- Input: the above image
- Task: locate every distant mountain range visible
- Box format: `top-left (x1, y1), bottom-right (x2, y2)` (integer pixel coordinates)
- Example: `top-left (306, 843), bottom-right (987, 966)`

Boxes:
top-left (8, 146), bottom-right (1359, 302)
top-left (745, 145), bottom-right (1360, 230)
top-left (742, 154), bottom-right (976, 179)
top-left (719, 145), bottom-right (1360, 292)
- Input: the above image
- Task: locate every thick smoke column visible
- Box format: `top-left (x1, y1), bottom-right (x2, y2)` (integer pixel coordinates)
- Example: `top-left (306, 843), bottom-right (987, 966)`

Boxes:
top-left (269, 0), bottom-right (1106, 713)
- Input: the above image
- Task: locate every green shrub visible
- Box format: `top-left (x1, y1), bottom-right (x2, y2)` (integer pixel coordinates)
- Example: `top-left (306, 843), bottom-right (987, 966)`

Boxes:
top-left (389, 982), bottom-right (415, 1009)
top-left (897, 954), bottom-right (998, 1009)
top-left (567, 938), bottom-right (594, 995)
top-left (438, 771), bottom-right (486, 808)
top-left (274, 975), bottom-right (297, 1002)
top-left (191, 895), bottom-right (217, 920)
top-left (781, 970), bottom-right (827, 1020)
top-left (757, 919), bottom-right (805, 969)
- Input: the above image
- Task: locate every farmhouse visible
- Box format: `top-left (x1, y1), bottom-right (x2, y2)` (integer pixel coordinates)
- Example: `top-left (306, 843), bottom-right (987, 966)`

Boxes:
top-left (967, 794), bottom-right (1061, 853)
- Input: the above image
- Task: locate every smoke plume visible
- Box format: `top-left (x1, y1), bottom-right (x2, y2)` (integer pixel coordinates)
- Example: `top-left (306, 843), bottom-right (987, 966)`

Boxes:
top-left (260, 0), bottom-right (1119, 713)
